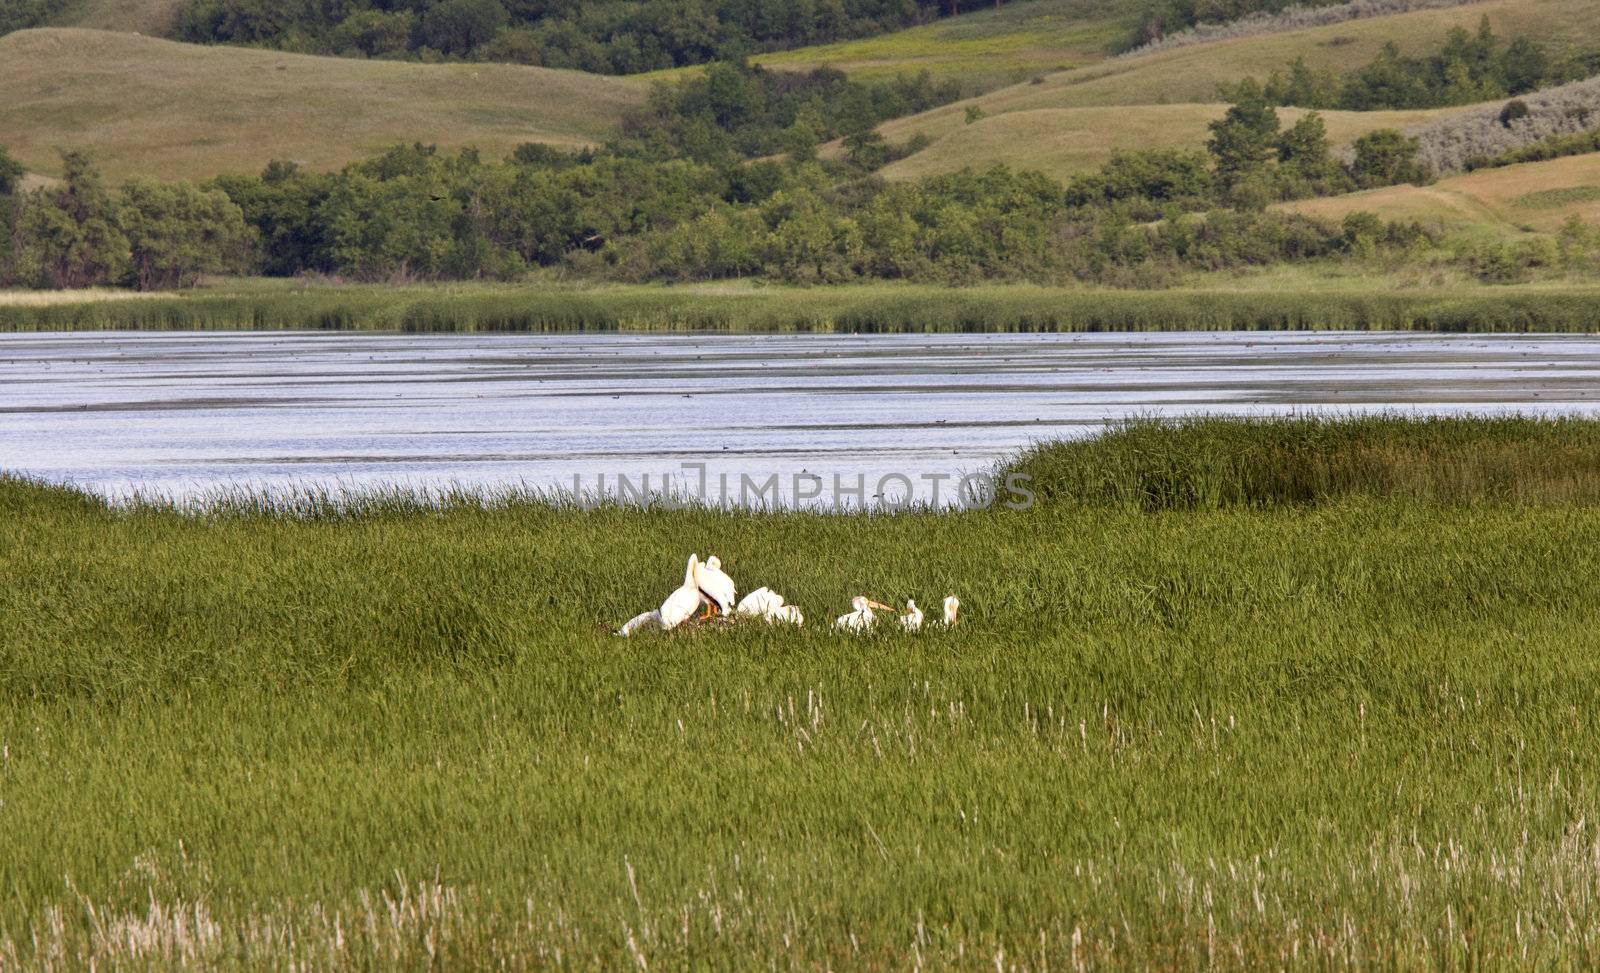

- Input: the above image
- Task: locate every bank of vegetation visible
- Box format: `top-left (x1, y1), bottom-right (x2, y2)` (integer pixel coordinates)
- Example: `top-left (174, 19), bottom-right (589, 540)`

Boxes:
top-left (10, 76), bottom-right (1572, 295)
top-left (5, 280), bottom-right (1600, 333)
top-left (1223, 18), bottom-right (1598, 111)
top-left (1008, 414), bottom-right (1600, 508)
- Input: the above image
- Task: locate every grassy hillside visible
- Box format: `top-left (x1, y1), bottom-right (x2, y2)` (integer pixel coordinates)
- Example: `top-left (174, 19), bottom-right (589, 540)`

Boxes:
top-left (874, 103), bottom-right (1465, 181)
top-left (746, 0), bottom-right (1139, 90)
top-left (0, 28), bottom-right (645, 181)
top-left (858, 0), bottom-right (1599, 178)
top-left (1283, 152), bottom-right (1600, 236)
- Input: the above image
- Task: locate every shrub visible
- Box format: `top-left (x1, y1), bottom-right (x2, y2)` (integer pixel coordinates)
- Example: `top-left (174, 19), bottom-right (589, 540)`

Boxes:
top-left (1499, 99), bottom-right (1531, 128)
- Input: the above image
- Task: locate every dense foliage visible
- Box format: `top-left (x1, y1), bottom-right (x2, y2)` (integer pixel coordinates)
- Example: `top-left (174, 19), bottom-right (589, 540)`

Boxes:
top-left (1466, 124), bottom-right (1600, 171)
top-left (174, 0), bottom-right (981, 73)
top-left (0, 152), bottom-right (252, 290)
top-left (1404, 75), bottom-right (1600, 174)
top-left (616, 60), bottom-right (958, 163)
top-left (2, 89), bottom-right (1443, 292)
top-left (1222, 19), bottom-right (1598, 110)
top-left (1131, 0), bottom-right (1350, 48)
top-left (0, 0), bottom-right (69, 35)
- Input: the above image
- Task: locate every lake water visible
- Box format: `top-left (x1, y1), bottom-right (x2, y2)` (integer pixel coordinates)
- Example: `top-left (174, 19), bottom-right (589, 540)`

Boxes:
top-left (3, 330), bottom-right (1600, 507)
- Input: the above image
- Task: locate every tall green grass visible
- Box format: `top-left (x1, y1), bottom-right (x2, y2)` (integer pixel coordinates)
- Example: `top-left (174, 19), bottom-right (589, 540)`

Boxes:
top-left (4, 418), bottom-right (1600, 968)
top-left (4, 281), bottom-right (1600, 332)
top-left (1007, 414), bottom-right (1600, 509)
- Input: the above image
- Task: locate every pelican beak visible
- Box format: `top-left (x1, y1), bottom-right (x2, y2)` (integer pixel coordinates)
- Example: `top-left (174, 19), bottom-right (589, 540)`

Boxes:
top-left (867, 600), bottom-right (894, 612)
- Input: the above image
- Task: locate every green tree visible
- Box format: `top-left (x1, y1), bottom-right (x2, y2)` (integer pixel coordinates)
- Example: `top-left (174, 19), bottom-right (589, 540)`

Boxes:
top-left (1276, 112), bottom-right (1344, 195)
top-left (1501, 36), bottom-right (1550, 94)
top-left (117, 178), bottom-right (253, 290)
top-left (16, 152), bottom-right (130, 289)
top-left (1207, 87), bottom-right (1281, 184)
top-left (0, 145), bottom-right (24, 196)
top-left (329, 10), bottom-right (416, 57)
top-left (1348, 129), bottom-right (1427, 189)
top-left (421, 0), bottom-right (510, 56)
top-left (842, 127), bottom-right (890, 171)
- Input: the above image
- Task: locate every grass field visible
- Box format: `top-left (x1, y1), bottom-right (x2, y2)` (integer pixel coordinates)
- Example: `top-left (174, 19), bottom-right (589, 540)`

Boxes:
top-left (744, 0), bottom-right (1138, 90)
top-left (0, 28), bottom-right (645, 181)
top-left (1284, 151), bottom-right (1600, 237)
top-left (5, 415), bottom-right (1600, 967)
top-left (867, 0), bottom-right (1600, 177)
top-left (873, 103), bottom-right (1465, 181)
top-left (3, 277), bottom-right (1600, 333)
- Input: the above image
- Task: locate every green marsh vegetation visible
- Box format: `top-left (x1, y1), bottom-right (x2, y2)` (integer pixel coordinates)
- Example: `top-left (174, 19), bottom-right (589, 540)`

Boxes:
top-left (6, 278), bottom-right (1600, 333)
top-left (5, 415), bottom-right (1600, 968)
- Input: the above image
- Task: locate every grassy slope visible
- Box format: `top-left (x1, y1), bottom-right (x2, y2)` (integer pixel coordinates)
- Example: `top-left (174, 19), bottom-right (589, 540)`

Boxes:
top-left (1283, 151), bottom-right (1600, 236)
top-left (6, 417), bottom-right (1600, 967)
top-left (0, 28), bottom-right (646, 181)
top-left (868, 0), bottom-right (1600, 178)
top-left (747, 0), bottom-right (1138, 89)
top-left (877, 103), bottom-right (1463, 181)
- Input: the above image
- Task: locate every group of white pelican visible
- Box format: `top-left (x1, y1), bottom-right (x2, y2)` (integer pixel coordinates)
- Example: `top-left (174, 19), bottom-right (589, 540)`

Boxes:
top-left (617, 554), bottom-right (959, 636)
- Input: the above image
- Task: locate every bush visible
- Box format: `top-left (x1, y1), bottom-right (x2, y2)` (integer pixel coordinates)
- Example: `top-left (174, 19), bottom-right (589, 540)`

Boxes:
top-left (1349, 129), bottom-right (1428, 188)
top-left (1499, 99), bottom-right (1531, 127)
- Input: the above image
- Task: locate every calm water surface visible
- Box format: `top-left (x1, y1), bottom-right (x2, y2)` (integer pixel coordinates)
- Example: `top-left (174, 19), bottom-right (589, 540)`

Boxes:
top-left (3, 330), bottom-right (1599, 505)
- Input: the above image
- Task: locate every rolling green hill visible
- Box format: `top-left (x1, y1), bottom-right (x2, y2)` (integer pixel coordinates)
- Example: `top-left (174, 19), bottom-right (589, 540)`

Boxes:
top-left (0, 28), bottom-right (645, 181)
top-left (855, 0), bottom-right (1600, 178)
top-left (1282, 151), bottom-right (1600, 237)
top-left (744, 0), bottom-right (1139, 90)
top-left (870, 103), bottom-right (1468, 181)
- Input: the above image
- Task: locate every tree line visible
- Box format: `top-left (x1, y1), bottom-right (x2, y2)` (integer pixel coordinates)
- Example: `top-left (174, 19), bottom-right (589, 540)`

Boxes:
top-left (174, 0), bottom-right (976, 74)
top-left (616, 61), bottom-right (960, 163)
top-left (1131, 0), bottom-right (1350, 49)
top-left (1221, 18), bottom-right (1599, 111)
top-left (1, 87), bottom-right (1442, 291)
top-left (0, 150), bottom-right (251, 291)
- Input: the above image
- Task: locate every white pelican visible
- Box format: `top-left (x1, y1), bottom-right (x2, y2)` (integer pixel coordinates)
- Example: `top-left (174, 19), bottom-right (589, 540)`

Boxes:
top-left (834, 596), bottom-right (893, 633)
top-left (737, 587), bottom-right (805, 626)
top-left (900, 599), bottom-right (924, 632)
top-left (659, 554), bottom-right (709, 631)
top-left (694, 554), bottom-right (737, 617)
top-left (617, 610), bottom-right (662, 637)
top-left (940, 595), bottom-right (960, 627)
top-left (736, 586), bottom-right (784, 618)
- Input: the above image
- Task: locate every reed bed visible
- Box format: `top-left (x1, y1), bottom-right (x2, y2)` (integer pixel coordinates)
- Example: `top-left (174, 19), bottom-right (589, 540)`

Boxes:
top-left (4, 417), bottom-right (1600, 968)
top-left (2, 282), bottom-right (1599, 333)
top-left (1007, 414), bottom-right (1600, 509)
